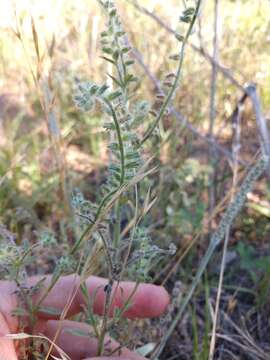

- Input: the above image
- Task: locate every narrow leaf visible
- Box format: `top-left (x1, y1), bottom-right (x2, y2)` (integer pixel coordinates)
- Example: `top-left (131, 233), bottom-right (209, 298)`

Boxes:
top-left (107, 73), bottom-right (122, 87)
top-left (39, 306), bottom-right (62, 316)
top-left (100, 55), bottom-right (115, 65)
top-left (31, 16), bottom-right (40, 62)
top-left (64, 328), bottom-right (90, 338)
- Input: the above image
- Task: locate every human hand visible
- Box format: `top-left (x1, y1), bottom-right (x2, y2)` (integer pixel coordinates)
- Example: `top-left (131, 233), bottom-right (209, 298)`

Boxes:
top-left (0, 275), bottom-right (169, 359)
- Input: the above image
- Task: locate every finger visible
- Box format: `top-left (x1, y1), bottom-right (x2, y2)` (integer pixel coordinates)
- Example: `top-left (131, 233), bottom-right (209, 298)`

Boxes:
top-left (0, 281), bottom-right (18, 332)
top-left (0, 312), bottom-right (18, 360)
top-left (28, 275), bottom-right (169, 320)
top-left (45, 319), bottom-right (146, 360)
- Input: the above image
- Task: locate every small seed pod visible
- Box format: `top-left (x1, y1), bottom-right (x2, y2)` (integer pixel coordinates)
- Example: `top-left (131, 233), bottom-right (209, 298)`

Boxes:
top-left (156, 93), bottom-right (165, 100)
top-left (183, 7), bottom-right (195, 16)
top-left (163, 80), bottom-right (173, 87)
top-left (179, 15), bottom-right (192, 23)
top-left (175, 33), bottom-right (185, 42)
top-left (165, 73), bottom-right (176, 79)
top-left (169, 54), bottom-right (180, 61)
top-left (149, 109), bottom-right (158, 117)
top-left (113, 263), bottom-right (122, 275)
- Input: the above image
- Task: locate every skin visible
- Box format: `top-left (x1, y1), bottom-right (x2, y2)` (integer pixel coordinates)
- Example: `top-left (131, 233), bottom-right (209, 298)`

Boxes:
top-left (0, 275), bottom-right (170, 360)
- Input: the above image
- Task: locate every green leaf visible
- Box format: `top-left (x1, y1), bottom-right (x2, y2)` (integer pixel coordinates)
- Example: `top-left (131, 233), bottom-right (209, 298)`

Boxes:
top-left (121, 46), bottom-right (131, 54)
top-left (126, 160), bottom-right (141, 169)
top-left (112, 172), bottom-right (121, 182)
top-left (100, 56), bottom-right (115, 65)
top-left (110, 178), bottom-right (120, 188)
top-left (97, 83), bottom-right (109, 95)
top-left (106, 73), bottom-right (122, 87)
top-left (124, 74), bottom-right (135, 83)
top-left (39, 306), bottom-right (62, 316)
top-left (104, 122), bottom-right (116, 130)
top-left (116, 31), bottom-right (125, 37)
top-left (122, 132), bottom-right (137, 142)
top-left (108, 142), bottom-right (120, 151)
top-left (102, 47), bottom-right (113, 55)
top-left (109, 164), bottom-right (121, 174)
top-left (89, 85), bottom-right (99, 95)
top-left (100, 31), bottom-right (108, 37)
top-left (109, 8), bottom-right (117, 17)
top-left (125, 60), bottom-right (135, 66)
top-left (113, 50), bottom-right (119, 61)
top-left (125, 151), bottom-right (140, 160)
top-left (12, 307), bottom-right (28, 317)
top-left (107, 90), bottom-right (122, 101)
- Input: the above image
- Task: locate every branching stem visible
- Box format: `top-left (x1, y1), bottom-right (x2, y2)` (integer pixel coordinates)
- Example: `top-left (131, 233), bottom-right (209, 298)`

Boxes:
top-left (141, 0), bottom-right (202, 145)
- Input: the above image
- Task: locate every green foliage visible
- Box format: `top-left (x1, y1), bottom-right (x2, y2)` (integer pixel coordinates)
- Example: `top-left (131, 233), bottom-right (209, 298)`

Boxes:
top-left (66, 0), bottom-right (193, 353)
top-left (70, 0), bottom-right (178, 285)
top-left (165, 159), bottom-right (210, 235)
top-left (128, 227), bottom-right (176, 281)
top-left (237, 242), bottom-right (270, 306)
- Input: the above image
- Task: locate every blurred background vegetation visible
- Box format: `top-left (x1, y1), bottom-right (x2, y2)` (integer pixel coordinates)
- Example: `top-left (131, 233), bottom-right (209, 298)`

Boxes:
top-left (0, 0), bottom-right (270, 359)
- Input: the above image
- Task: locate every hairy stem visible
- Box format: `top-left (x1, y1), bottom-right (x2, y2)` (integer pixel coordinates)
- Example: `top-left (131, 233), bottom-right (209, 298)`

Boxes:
top-left (141, 0), bottom-right (202, 145)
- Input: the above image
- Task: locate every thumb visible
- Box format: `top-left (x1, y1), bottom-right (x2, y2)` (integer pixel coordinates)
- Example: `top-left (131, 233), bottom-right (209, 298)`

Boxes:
top-left (0, 312), bottom-right (18, 360)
